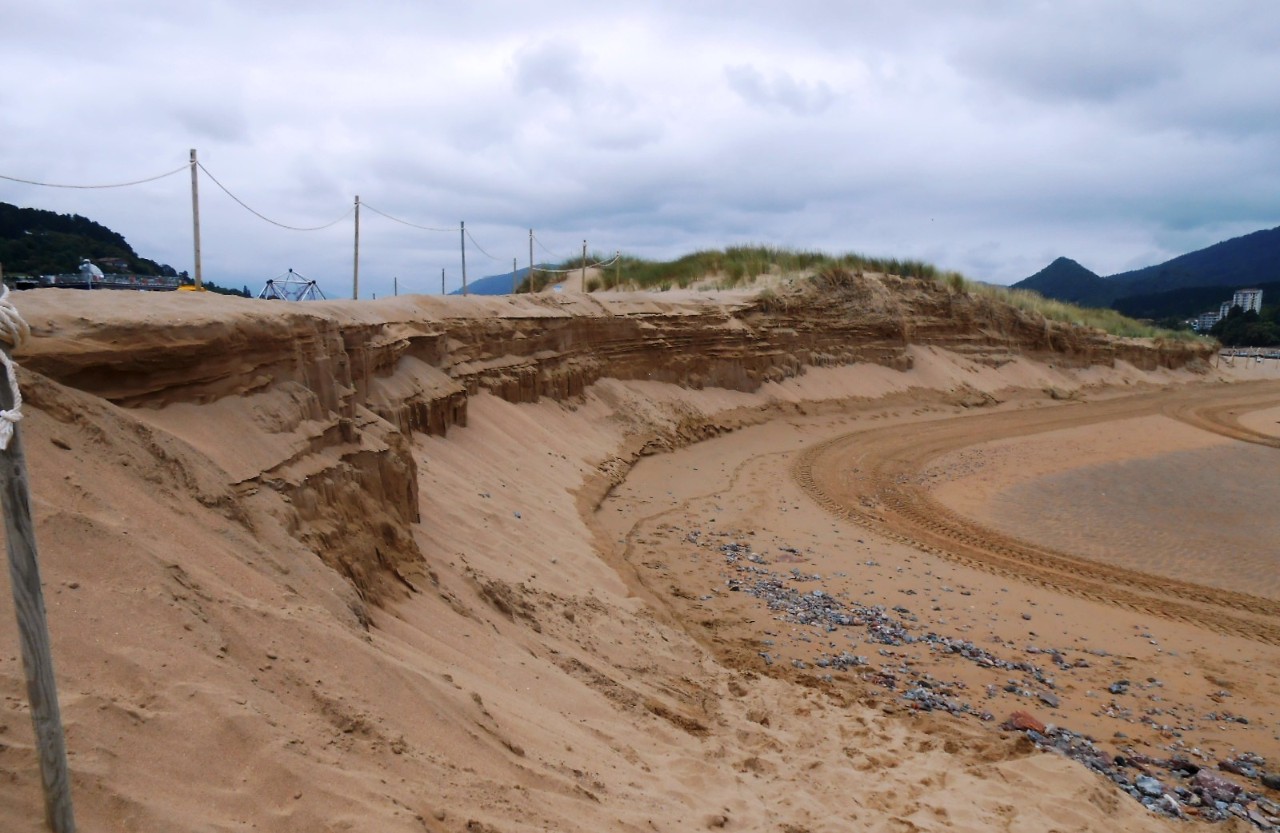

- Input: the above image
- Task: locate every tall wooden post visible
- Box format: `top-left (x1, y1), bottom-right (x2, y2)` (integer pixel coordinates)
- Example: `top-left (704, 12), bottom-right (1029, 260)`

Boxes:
top-left (393, 276), bottom-right (398, 297)
top-left (460, 221), bottom-right (467, 296)
top-left (440, 268), bottom-right (445, 296)
top-left (615, 250), bottom-right (620, 289)
top-left (512, 258), bottom-right (517, 295)
top-left (581, 240), bottom-right (587, 286)
top-left (0, 345), bottom-right (76, 832)
top-left (189, 149), bottom-right (203, 289)
top-left (528, 229), bottom-right (534, 292)
top-left (352, 196), bottom-right (361, 301)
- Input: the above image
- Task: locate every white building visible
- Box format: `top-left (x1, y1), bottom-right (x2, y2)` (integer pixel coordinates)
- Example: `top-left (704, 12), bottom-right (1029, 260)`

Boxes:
top-left (1232, 288), bottom-right (1263, 314)
top-left (1196, 311), bottom-right (1221, 331)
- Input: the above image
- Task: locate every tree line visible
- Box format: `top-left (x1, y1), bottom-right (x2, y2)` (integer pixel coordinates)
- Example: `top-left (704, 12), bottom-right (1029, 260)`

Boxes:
top-left (1210, 304), bottom-right (1280, 347)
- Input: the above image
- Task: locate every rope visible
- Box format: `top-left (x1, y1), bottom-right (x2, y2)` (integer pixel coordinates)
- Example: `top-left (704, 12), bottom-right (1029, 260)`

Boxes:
top-left (532, 233), bottom-right (574, 262)
top-left (0, 284), bottom-right (31, 451)
top-left (464, 229), bottom-right (503, 261)
top-left (0, 163), bottom-right (188, 189)
top-left (360, 203), bottom-right (454, 232)
top-left (534, 254), bottom-right (620, 274)
top-left (197, 162), bottom-right (352, 231)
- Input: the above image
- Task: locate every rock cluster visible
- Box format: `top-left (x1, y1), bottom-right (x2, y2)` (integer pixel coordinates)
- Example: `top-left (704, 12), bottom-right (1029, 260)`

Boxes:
top-left (715, 538), bottom-right (1280, 827)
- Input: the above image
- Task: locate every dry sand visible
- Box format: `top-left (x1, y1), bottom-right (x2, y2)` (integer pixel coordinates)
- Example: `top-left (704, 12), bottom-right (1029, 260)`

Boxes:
top-left (1, 288), bottom-right (1279, 832)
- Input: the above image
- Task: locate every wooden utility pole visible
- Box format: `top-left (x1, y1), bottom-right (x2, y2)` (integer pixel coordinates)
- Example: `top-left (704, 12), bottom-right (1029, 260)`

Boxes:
top-left (512, 258), bottom-right (517, 295)
top-left (581, 240), bottom-right (587, 286)
top-left (460, 221), bottom-right (468, 296)
top-left (440, 268), bottom-right (445, 296)
top-left (0, 344), bottom-right (76, 832)
top-left (615, 250), bottom-right (620, 289)
top-left (189, 149), bottom-right (203, 289)
top-left (393, 276), bottom-right (398, 297)
top-left (528, 229), bottom-right (534, 292)
top-left (352, 196), bottom-right (361, 300)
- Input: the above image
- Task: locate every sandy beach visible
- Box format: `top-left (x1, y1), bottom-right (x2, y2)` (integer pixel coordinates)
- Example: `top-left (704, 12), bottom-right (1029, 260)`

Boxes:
top-left (599, 366), bottom-right (1280, 802)
top-left (1, 286), bottom-right (1279, 831)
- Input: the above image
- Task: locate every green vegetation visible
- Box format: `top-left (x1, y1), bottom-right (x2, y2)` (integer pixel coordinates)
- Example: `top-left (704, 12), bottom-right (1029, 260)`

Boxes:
top-left (202, 280), bottom-right (253, 298)
top-left (0, 201), bottom-right (177, 276)
top-left (524, 243), bottom-right (1194, 342)
top-left (1013, 224), bottom-right (1280, 313)
top-left (955, 277), bottom-right (1202, 341)
top-left (1209, 305), bottom-right (1280, 347)
top-left (523, 245), bottom-right (943, 293)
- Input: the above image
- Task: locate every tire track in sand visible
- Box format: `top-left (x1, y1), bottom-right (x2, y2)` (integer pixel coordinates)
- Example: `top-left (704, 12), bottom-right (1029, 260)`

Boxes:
top-left (793, 380), bottom-right (1280, 646)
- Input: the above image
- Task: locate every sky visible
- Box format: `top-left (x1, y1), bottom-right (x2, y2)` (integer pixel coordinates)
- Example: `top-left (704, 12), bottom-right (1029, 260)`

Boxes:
top-left (3, 1), bottom-right (1280, 299)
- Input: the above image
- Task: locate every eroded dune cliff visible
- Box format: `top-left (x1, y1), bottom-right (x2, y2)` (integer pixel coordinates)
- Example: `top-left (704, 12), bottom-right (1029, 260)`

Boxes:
top-left (0, 274), bottom-right (1220, 832)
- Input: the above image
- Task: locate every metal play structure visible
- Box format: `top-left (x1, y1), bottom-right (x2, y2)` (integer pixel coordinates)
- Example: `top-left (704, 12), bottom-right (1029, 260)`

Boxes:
top-left (257, 269), bottom-right (327, 301)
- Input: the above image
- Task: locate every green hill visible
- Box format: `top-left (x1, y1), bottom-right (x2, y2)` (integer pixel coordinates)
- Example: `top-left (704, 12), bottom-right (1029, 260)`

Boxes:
top-left (1013, 257), bottom-right (1116, 307)
top-left (0, 201), bottom-right (177, 277)
top-left (1112, 281), bottom-right (1280, 321)
top-left (1012, 224), bottom-right (1280, 314)
top-left (1107, 225), bottom-right (1280, 296)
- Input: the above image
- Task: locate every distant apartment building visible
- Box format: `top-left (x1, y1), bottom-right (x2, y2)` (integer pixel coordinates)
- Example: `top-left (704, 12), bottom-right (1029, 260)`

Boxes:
top-left (1196, 311), bottom-right (1221, 331)
top-left (1233, 288), bottom-right (1263, 314)
top-left (1195, 287), bottom-right (1264, 332)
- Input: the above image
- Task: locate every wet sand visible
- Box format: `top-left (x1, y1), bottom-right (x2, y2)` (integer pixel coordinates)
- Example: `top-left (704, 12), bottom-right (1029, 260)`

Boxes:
top-left (599, 377), bottom-right (1280, 813)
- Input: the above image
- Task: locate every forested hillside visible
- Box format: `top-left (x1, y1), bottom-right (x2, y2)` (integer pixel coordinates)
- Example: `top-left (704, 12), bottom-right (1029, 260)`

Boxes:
top-left (0, 201), bottom-right (177, 276)
top-left (1013, 225), bottom-right (1280, 314)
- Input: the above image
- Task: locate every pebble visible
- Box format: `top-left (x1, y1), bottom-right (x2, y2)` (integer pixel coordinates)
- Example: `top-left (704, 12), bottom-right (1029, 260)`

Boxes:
top-left (1136, 775), bottom-right (1163, 797)
top-left (711, 534), bottom-right (1280, 828)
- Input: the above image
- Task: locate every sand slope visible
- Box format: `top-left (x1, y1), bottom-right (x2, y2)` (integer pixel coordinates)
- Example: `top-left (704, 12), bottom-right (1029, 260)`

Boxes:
top-left (0, 287), bottom-right (1274, 831)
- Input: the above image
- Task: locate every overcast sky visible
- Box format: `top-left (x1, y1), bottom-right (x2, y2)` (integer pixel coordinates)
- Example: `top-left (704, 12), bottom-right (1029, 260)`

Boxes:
top-left (3, 1), bottom-right (1279, 299)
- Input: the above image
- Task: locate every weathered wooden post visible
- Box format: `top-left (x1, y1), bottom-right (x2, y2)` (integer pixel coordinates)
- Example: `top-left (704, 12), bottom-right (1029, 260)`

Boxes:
top-left (0, 287), bottom-right (77, 832)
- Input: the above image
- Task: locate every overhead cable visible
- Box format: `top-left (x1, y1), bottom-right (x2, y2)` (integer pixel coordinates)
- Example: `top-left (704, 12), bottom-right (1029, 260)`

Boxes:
top-left (361, 202), bottom-right (455, 232)
top-left (532, 232), bottom-right (574, 262)
top-left (0, 163), bottom-right (189, 189)
top-left (464, 228), bottom-right (503, 261)
top-left (197, 162), bottom-right (352, 231)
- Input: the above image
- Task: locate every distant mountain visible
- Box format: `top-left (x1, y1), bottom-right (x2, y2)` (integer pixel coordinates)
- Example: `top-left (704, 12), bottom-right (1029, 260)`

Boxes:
top-left (0, 201), bottom-right (177, 276)
top-left (1012, 224), bottom-right (1280, 313)
top-left (450, 266), bottom-right (539, 296)
top-left (1014, 257), bottom-right (1115, 307)
top-left (1108, 226), bottom-right (1280, 296)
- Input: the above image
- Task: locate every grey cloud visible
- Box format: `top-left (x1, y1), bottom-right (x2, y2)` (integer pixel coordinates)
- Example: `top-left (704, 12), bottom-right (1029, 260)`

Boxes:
top-left (510, 39), bottom-right (588, 98)
top-left (724, 64), bottom-right (837, 115)
top-left (955, 38), bottom-right (1177, 105)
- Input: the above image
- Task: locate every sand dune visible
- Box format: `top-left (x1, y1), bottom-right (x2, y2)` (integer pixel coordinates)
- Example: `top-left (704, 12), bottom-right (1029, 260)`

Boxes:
top-left (0, 284), bottom-right (1276, 831)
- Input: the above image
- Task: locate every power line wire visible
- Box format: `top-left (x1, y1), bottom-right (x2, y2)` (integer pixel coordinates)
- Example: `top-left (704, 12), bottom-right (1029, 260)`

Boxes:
top-left (532, 232), bottom-right (575, 263)
top-left (464, 228), bottom-right (503, 261)
top-left (0, 163), bottom-right (189, 189)
top-left (197, 162), bottom-right (352, 231)
top-left (361, 202), bottom-right (455, 232)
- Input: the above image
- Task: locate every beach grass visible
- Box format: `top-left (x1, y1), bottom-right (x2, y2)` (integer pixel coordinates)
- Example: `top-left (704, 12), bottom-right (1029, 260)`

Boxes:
top-left (530, 245), bottom-right (1200, 342)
